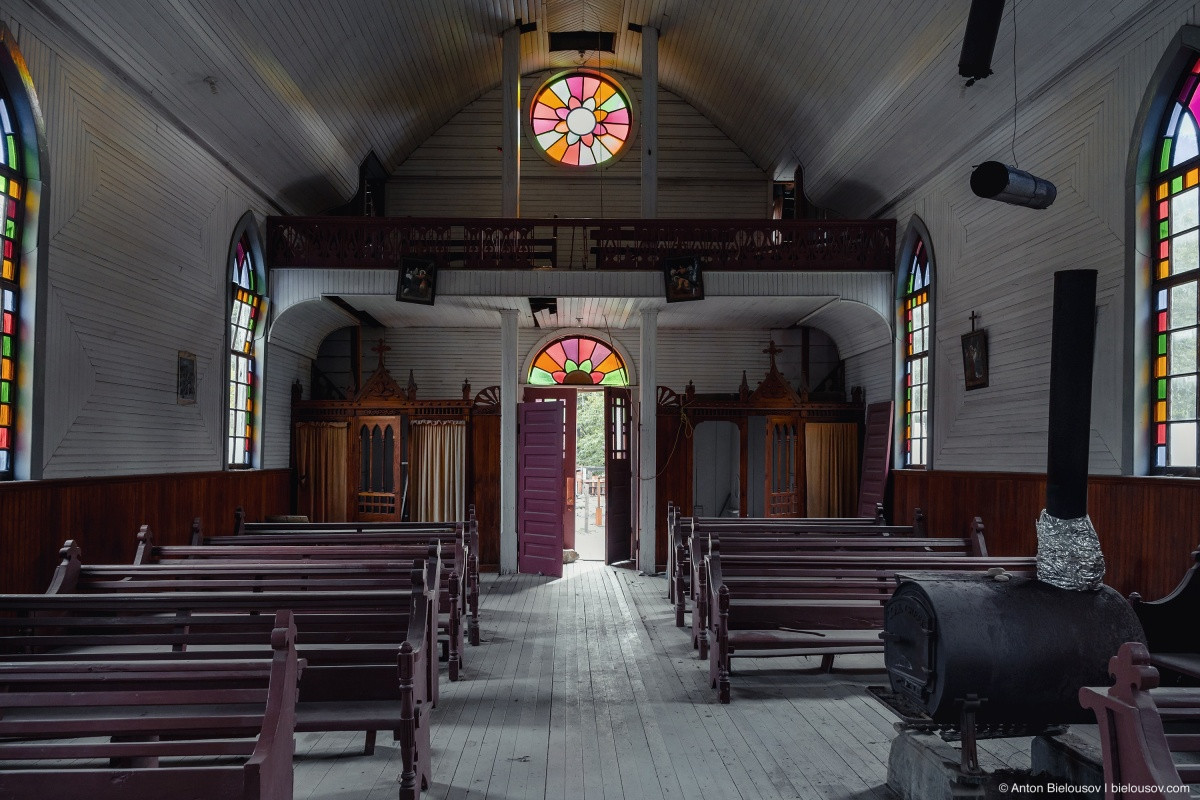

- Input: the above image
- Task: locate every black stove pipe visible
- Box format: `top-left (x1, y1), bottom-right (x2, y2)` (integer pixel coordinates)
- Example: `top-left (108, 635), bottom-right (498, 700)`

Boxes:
top-left (1044, 270), bottom-right (1097, 520)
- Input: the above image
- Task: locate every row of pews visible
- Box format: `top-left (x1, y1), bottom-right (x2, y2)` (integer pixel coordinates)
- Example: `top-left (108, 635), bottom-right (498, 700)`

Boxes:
top-left (666, 502), bottom-right (1037, 703)
top-left (668, 502), bottom-right (1200, 795)
top-left (0, 509), bottom-right (482, 800)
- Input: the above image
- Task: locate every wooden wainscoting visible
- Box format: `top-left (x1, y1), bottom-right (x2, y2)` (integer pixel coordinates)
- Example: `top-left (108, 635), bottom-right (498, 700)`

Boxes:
top-left (0, 469), bottom-right (290, 593)
top-left (893, 469), bottom-right (1200, 600)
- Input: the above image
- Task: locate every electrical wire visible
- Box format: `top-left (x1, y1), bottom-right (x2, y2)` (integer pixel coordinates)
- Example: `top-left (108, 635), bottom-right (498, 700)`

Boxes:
top-left (1011, 0), bottom-right (1019, 167)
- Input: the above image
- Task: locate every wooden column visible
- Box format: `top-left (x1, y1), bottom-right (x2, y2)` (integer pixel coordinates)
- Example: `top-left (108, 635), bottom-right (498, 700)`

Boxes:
top-left (501, 25), bottom-right (520, 218)
top-left (640, 26), bottom-right (658, 219)
top-left (638, 308), bottom-right (658, 572)
top-left (499, 309), bottom-right (519, 573)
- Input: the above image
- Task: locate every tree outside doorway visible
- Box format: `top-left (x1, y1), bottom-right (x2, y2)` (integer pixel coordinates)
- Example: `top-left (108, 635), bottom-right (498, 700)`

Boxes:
top-left (573, 391), bottom-right (606, 561)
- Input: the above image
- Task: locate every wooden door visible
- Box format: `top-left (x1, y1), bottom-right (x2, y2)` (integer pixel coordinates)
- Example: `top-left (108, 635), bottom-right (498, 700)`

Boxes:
top-left (524, 387), bottom-right (576, 549)
top-left (604, 387), bottom-right (633, 564)
top-left (764, 415), bottom-right (804, 517)
top-left (858, 401), bottom-right (894, 518)
top-left (518, 400), bottom-right (565, 577)
top-left (353, 416), bottom-right (404, 521)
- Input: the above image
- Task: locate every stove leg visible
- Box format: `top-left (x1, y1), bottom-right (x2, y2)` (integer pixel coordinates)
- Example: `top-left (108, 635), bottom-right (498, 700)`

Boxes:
top-left (958, 695), bottom-right (984, 776)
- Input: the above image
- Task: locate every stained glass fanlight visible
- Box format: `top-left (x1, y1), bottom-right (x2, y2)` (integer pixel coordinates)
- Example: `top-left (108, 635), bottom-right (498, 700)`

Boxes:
top-left (228, 232), bottom-right (263, 467)
top-left (1152, 55), bottom-right (1200, 471)
top-left (0, 85), bottom-right (22, 477)
top-left (902, 237), bottom-right (931, 468)
top-left (529, 336), bottom-right (628, 386)
top-left (530, 72), bottom-right (631, 167)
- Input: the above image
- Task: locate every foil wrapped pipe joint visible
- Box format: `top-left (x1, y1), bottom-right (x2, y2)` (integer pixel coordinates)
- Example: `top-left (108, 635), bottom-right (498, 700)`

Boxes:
top-left (1035, 509), bottom-right (1105, 591)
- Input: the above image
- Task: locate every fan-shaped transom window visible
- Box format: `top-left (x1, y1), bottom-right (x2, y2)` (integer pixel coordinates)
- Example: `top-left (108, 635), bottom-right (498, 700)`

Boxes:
top-left (1152, 54), bottom-right (1200, 471)
top-left (530, 72), bottom-right (632, 167)
top-left (529, 336), bottom-right (628, 386)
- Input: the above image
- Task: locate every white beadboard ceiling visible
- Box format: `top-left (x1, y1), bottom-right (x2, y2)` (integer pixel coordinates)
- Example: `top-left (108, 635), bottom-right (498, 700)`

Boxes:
top-left (25, 0), bottom-right (1151, 216)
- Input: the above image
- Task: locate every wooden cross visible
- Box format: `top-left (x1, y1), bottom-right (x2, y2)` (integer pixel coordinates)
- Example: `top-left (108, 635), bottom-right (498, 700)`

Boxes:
top-left (969, 311), bottom-right (981, 332)
top-left (372, 339), bottom-right (391, 369)
top-left (763, 339), bottom-right (783, 371)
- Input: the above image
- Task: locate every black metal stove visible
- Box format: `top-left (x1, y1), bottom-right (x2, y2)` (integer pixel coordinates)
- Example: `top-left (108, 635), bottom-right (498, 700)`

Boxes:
top-left (881, 570), bottom-right (1145, 726)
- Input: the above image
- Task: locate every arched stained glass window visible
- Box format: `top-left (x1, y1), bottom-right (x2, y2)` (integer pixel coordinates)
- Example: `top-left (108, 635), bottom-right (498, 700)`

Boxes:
top-left (228, 227), bottom-right (265, 468)
top-left (902, 235), bottom-right (932, 468)
top-left (0, 78), bottom-right (24, 477)
top-left (530, 72), bottom-right (631, 167)
top-left (529, 336), bottom-right (628, 386)
top-left (1151, 54), bottom-right (1200, 472)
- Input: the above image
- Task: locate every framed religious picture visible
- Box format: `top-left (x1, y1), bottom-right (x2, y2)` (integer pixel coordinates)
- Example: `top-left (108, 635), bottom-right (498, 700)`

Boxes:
top-left (396, 257), bottom-right (437, 305)
top-left (662, 255), bottom-right (704, 303)
top-left (961, 329), bottom-right (989, 390)
top-left (176, 351), bottom-right (197, 405)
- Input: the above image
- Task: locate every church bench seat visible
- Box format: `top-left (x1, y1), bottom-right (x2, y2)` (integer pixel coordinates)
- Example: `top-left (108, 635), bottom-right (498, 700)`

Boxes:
top-left (140, 526), bottom-right (467, 679)
top-left (19, 576), bottom-right (433, 780)
top-left (670, 509), bottom-right (930, 628)
top-left (1129, 544), bottom-right (1200, 686)
top-left (1079, 642), bottom-right (1200, 797)
top-left (0, 610), bottom-right (300, 800)
top-left (703, 547), bottom-right (1037, 703)
top-left (226, 508), bottom-right (481, 647)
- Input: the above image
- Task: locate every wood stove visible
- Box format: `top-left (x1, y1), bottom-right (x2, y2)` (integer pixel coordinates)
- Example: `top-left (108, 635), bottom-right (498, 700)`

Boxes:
top-left (882, 570), bottom-right (1145, 726)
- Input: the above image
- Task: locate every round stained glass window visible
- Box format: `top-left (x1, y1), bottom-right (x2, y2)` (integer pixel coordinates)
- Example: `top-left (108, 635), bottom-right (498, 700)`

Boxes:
top-left (530, 72), bottom-right (632, 167)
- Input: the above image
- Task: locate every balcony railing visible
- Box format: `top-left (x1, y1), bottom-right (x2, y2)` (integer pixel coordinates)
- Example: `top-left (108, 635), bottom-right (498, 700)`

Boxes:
top-left (265, 216), bottom-right (896, 272)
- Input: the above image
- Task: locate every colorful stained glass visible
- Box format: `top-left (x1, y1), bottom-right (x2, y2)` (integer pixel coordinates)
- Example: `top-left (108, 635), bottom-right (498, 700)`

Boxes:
top-left (528, 336), bottom-right (628, 386)
top-left (1153, 56), bottom-right (1200, 471)
top-left (902, 237), bottom-right (931, 467)
top-left (0, 84), bottom-right (21, 479)
top-left (530, 72), bottom-right (631, 167)
top-left (228, 231), bottom-right (263, 467)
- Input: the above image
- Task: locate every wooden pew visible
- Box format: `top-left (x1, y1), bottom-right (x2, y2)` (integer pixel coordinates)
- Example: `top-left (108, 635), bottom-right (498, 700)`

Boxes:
top-left (134, 527), bottom-right (464, 682)
top-left (52, 538), bottom-right (445, 699)
top-left (703, 544), bottom-right (1037, 703)
top-left (0, 610), bottom-right (300, 800)
top-left (687, 520), bottom-right (989, 655)
top-left (18, 580), bottom-right (433, 781)
top-left (1079, 641), bottom-right (1200, 798)
top-left (1129, 545), bottom-right (1200, 683)
top-left (225, 509), bottom-right (481, 647)
top-left (675, 508), bottom-right (936, 633)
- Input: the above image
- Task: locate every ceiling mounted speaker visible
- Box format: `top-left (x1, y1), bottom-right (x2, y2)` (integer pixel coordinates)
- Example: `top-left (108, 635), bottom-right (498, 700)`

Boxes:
top-left (959, 0), bottom-right (1006, 83)
top-left (970, 161), bottom-right (1056, 210)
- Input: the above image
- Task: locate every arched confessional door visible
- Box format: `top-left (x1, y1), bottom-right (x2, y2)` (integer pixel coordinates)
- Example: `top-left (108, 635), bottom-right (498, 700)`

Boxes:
top-left (354, 416), bottom-right (406, 521)
top-left (765, 415), bottom-right (804, 517)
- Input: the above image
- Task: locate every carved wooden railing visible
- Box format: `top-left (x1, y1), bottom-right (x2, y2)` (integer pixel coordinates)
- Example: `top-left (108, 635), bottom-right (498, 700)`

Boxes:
top-left (266, 216), bottom-right (895, 272)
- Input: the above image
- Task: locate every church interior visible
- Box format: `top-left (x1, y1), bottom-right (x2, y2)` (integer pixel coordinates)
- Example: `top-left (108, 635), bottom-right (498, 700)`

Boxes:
top-left (1, 0), bottom-right (1199, 797)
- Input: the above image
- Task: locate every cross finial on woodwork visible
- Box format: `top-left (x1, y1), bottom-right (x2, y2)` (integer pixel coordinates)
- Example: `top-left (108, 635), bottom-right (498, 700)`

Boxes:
top-left (969, 310), bottom-right (981, 332)
top-left (372, 339), bottom-right (391, 369)
top-left (762, 339), bottom-right (783, 371)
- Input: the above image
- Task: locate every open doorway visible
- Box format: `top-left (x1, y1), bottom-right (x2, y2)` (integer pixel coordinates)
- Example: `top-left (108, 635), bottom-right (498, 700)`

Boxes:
top-left (573, 390), bottom-right (606, 561)
top-left (521, 385), bottom-right (632, 564)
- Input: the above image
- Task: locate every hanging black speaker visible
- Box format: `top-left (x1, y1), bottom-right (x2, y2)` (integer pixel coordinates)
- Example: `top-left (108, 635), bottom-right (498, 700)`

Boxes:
top-left (970, 161), bottom-right (1056, 209)
top-left (959, 0), bottom-right (1006, 82)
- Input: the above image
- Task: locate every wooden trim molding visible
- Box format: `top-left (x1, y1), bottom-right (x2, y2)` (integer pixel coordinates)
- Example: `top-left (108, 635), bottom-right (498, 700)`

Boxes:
top-left (893, 469), bottom-right (1200, 599)
top-left (0, 469), bottom-right (290, 593)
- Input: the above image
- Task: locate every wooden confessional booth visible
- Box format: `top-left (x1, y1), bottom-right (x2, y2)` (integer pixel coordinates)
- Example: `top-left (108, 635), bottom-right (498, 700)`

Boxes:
top-left (653, 344), bottom-right (877, 564)
top-left (289, 355), bottom-right (503, 565)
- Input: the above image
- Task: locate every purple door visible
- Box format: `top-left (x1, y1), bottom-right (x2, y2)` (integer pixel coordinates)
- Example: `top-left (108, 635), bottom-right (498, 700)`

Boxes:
top-left (518, 400), bottom-right (565, 577)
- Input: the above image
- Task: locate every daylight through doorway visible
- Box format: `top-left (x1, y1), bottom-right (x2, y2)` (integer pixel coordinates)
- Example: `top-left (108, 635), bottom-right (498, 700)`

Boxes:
top-left (573, 390), bottom-right (606, 561)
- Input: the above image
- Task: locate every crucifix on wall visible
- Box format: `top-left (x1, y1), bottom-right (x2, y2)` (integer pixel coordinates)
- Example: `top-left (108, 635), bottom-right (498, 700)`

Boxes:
top-left (961, 311), bottom-right (989, 390)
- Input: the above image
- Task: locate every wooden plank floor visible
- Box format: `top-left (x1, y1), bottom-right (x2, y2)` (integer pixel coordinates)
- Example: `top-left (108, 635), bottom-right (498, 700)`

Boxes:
top-left (294, 561), bottom-right (1019, 799)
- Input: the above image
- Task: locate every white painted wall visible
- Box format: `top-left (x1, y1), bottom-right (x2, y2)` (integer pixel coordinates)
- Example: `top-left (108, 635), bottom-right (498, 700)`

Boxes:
top-left (881, 2), bottom-right (1200, 475)
top-left (388, 70), bottom-right (769, 221)
top-left (3, 3), bottom-right (297, 477)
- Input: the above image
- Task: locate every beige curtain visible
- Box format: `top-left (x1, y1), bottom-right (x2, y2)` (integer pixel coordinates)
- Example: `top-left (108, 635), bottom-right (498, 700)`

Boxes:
top-left (294, 422), bottom-right (349, 522)
top-left (805, 422), bottom-right (859, 517)
top-left (409, 420), bottom-right (466, 522)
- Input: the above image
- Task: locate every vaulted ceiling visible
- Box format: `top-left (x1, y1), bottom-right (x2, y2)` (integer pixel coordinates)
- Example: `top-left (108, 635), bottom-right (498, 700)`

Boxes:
top-left (28, 0), bottom-right (1148, 218)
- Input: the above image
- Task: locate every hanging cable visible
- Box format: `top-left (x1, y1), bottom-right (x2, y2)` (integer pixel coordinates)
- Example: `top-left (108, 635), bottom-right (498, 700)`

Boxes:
top-left (1011, 0), bottom-right (1019, 167)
